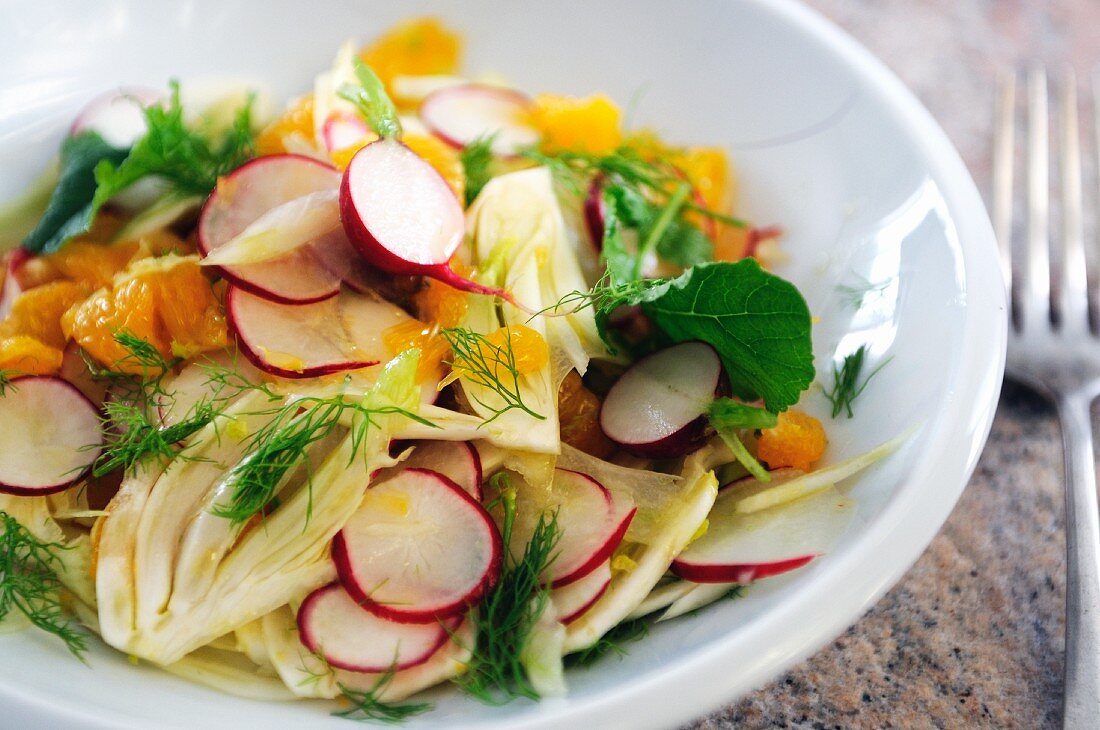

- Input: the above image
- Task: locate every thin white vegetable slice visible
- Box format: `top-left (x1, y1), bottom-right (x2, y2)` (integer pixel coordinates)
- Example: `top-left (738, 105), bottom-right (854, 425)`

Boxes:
top-left (552, 559), bottom-right (612, 624)
top-left (420, 84), bottom-right (538, 156)
top-left (671, 486), bottom-right (855, 583)
top-left (0, 376), bottom-right (103, 495)
top-left (227, 286), bottom-right (408, 379)
top-left (297, 582), bottom-right (455, 672)
top-left (334, 468), bottom-right (501, 623)
top-left (384, 440), bottom-right (482, 499)
top-left (200, 190), bottom-right (342, 266)
top-left (70, 87), bottom-right (161, 147)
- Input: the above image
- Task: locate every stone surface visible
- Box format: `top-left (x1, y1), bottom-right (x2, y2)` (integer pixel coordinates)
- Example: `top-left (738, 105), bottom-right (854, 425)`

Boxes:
top-left (690, 1), bottom-right (1100, 728)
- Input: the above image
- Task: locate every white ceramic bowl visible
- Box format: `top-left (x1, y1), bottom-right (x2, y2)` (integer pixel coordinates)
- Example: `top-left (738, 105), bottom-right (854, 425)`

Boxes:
top-left (0, 0), bottom-right (1004, 728)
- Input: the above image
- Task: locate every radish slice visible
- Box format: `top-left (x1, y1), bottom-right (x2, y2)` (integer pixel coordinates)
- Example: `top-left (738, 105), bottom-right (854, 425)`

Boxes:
top-left (600, 341), bottom-right (724, 458)
top-left (671, 486), bottom-right (855, 583)
top-left (296, 583), bottom-right (454, 673)
top-left (323, 112), bottom-right (372, 152)
top-left (59, 342), bottom-right (108, 405)
top-left (200, 190), bottom-right (341, 266)
top-left (333, 468), bottom-right (501, 623)
top-left (198, 154), bottom-right (345, 304)
top-left (551, 559), bottom-right (611, 624)
top-left (70, 87), bottom-right (161, 147)
top-left (340, 138), bottom-right (517, 303)
top-left (0, 249), bottom-right (31, 320)
top-left (0, 376), bottom-right (104, 495)
top-left (419, 84), bottom-right (538, 157)
top-left (227, 286), bottom-right (408, 379)
top-left (510, 468), bottom-right (636, 588)
top-left (392, 441), bottom-right (482, 500)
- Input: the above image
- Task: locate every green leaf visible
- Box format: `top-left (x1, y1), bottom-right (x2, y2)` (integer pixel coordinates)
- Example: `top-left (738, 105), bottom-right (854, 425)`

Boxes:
top-left (338, 58), bottom-right (402, 139)
top-left (640, 260), bottom-right (814, 412)
top-left (706, 398), bottom-right (777, 431)
top-left (654, 215), bottom-right (713, 268)
top-left (460, 135), bottom-right (495, 206)
top-left (603, 182), bottom-right (713, 277)
top-left (599, 194), bottom-right (635, 286)
top-left (21, 132), bottom-right (129, 254)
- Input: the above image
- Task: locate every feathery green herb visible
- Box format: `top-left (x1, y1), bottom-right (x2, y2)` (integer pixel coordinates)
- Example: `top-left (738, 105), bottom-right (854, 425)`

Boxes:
top-left (823, 345), bottom-right (890, 419)
top-left (0, 370), bottom-right (18, 396)
top-left (0, 512), bottom-right (88, 659)
top-left (212, 389), bottom-right (435, 524)
top-left (564, 617), bottom-right (649, 668)
top-left (338, 58), bottom-right (402, 139)
top-left (440, 327), bottom-right (545, 424)
top-left (457, 483), bottom-right (561, 703)
top-left (333, 670), bottom-right (433, 723)
top-left (460, 135), bottom-right (496, 206)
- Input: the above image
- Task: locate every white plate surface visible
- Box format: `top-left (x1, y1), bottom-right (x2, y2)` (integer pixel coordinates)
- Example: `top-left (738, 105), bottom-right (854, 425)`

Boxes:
top-left (0, 1), bottom-right (1005, 728)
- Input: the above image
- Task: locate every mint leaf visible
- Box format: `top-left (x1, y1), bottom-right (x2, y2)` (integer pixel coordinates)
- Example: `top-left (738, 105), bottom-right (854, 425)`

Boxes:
top-left (640, 260), bottom-right (814, 412)
top-left (21, 132), bottom-right (129, 254)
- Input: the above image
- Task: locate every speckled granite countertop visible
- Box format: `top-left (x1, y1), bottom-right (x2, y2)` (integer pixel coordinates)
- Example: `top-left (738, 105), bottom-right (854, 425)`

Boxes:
top-left (691, 1), bottom-right (1100, 728)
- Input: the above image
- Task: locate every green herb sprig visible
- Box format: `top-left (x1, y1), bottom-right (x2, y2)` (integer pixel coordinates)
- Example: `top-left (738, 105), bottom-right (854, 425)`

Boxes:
top-left (564, 617), bottom-right (649, 668)
top-left (460, 135), bottom-right (496, 206)
top-left (212, 390), bottom-right (435, 524)
top-left (458, 481), bottom-right (561, 703)
top-left (0, 512), bottom-right (88, 659)
top-left (338, 58), bottom-right (402, 139)
top-left (333, 670), bottom-right (433, 723)
top-left (823, 345), bottom-right (890, 419)
top-left (440, 327), bottom-right (545, 424)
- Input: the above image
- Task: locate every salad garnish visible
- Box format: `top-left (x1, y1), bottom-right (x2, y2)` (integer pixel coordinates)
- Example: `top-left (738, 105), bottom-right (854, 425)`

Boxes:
top-left (824, 344), bottom-right (891, 419)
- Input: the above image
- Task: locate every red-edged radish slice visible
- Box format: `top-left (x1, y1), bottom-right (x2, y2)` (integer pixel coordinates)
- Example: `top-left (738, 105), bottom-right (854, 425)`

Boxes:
top-left (0, 376), bottom-right (103, 495)
top-left (599, 341), bottom-right (724, 458)
top-left (0, 249), bottom-right (31, 320)
top-left (509, 468), bottom-right (636, 588)
top-left (296, 582), bottom-right (455, 673)
top-left (551, 559), bottom-right (611, 624)
top-left (200, 190), bottom-right (341, 267)
top-left (671, 486), bottom-right (855, 583)
top-left (584, 176), bottom-right (609, 248)
top-left (419, 84), bottom-right (538, 157)
top-left (333, 468), bottom-right (501, 623)
top-left (198, 154), bottom-right (345, 304)
top-left (227, 286), bottom-right (408, 379)
top-left (70, 87), bottom-right (161, 147)
top-left (323, 112), bottom-right (372, 152)
top-left (59, 342), bottom-right (108, 405)
top-left (395, 441), bottom-right (482, 500)
top-left (340, 137), bottom-right (517, 304)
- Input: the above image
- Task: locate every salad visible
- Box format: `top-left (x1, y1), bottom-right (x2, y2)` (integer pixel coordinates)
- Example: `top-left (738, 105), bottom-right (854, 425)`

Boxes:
top-left (0, 17), bottom-right (901, 720)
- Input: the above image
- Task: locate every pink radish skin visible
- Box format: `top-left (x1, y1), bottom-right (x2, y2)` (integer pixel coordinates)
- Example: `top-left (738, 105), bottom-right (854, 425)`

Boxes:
top-left (70, 87), bottom-right (161, 147)
top-left (507, 468), bottom-right (635, 589)
top-left (552, 559), bottom-right (611, 624)
top-left (59, 342), bottom-right (109, 405)
top-left (599, 341), bottom-right (726, 458)
top-left (385, 441), bottom-right (482, 500)
top-left (323, 113), bottom-right (371, 152)
top-left (198, 154), bottom-right (346, 304)
top-left (0, 376), bottom-right (104, 495)
top-left (334, 468), bottom-right (501, 624)
top-left (296, 583), bottom-right (456, 673)
top-left (419, 84), bottom-right (538, 157)
top-left (339, 138), bottom-right (519, 305)
top-left (671, 486), bottom-right (855, 584)
top-left (227, 286), bottom-right (409, 379)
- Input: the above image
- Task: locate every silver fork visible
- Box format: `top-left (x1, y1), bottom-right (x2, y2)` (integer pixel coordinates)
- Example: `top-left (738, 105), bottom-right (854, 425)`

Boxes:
top-left (995, 67), bottom-right (1100, 728)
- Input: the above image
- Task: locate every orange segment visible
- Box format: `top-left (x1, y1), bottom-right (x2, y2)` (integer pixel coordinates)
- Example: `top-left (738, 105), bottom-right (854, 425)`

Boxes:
top-left (531, 94), bottom-right (622, 155)
top-left (329, 132), bottom-right (379, 171)
top-left (256, 94), bottom-right (316, 156)
top-left (404, 134), bottom-right (465, 201)
top-left (45, 240), bottom-right (140, 290)
top-left (484, 325), bottom-right (548, 375)
top-left (0, 336), bottom-right (63, 375)
top-left (0, 280), bottom-right (89, 348)
top-left (65, 255), bottom-right (227, 374)
top-left (360, 17), bottom-right (461, 103)
top-left (756, 409), bottom-right (827, 471)
top-left (558, 371), bottom-right (614, 459)
top-left (382, 319), bottom-right (452, 383)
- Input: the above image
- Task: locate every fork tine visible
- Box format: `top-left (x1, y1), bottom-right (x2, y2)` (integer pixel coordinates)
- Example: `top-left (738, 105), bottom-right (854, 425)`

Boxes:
top-left (1024, 66), bottom-right (1052, 330)
top-left (1058, 68), bottom-right (1089, 334)
top-left (993, 70), bottom-right (1017, 324)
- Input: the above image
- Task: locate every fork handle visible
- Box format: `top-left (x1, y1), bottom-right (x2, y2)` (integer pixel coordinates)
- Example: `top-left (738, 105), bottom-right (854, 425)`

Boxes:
top-left (1057, 392), bottom-right (1100, 729)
